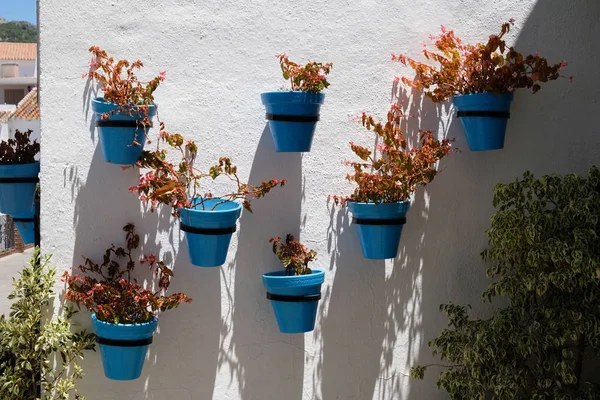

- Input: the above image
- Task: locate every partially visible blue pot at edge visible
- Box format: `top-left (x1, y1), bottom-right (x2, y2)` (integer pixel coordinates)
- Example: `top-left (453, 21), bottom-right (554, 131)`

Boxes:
top-left (262, 270), bottom-right (325, 334)
top-left (348, 201), bottom-right (410, 260)
top-left (92, 313), bottom-right (158, 381)
top-left (453, 92), bottom-right (514, 151)
top-left (261, 91), bottom-right (325, 152)
top-left (91, 98), bottom-right (157, 165)
top-left (179, 198), bottom-right (242, 267)
top-left (14, 205), bottom-right (35, 244)
top-left (0, 162), bottom-right (39, 218)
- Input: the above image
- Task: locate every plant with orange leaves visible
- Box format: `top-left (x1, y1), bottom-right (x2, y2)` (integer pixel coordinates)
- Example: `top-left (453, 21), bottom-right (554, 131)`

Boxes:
top-left (276, 54), bottom-right (333, 93)
top-left (393, 21), bottom-right (569, 102)
top-left (270, 234), bottom-right (317, 276)
top-left (332, 104), bottom-right (454, 205)
top-left (63, 223), bottom-right (191, 324)
top-left (84, 46), bottom-right (165, 126)
top-left (131, 123), bottom-right (287, 215)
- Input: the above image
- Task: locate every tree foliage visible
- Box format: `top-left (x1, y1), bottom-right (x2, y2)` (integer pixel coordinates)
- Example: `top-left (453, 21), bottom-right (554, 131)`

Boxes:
top-left (0, 248), bottom-right (96, 400)
top-left (412, 167), bottom-right (600, 399)
top-left (0, 21), bottom-right (37, 43)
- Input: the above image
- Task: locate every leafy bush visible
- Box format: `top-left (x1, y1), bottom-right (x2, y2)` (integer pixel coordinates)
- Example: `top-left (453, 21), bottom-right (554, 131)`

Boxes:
top-left (270, 234), bottom-right (317, 276)
top-left (0, 129), bottom-right (40, 164)
top-left (411, 167), bottom-right (600, 399)
top-left (64, 224), bottom-right (191, 324)
top-left (0, 249), bottom-right (95, 400)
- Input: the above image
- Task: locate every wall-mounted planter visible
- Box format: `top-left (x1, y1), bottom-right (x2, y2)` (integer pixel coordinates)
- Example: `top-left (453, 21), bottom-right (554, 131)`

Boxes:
top-left (13, 205), bottom-right (35, 244)
top-left (453, 92), bottom-right (514, 151)
top-left (261, 91), bottom-right (325, 152)
top-left (348, 201), bottom-right (410, 260)
top-left (0, 161), bottom-right (39, 218)
top-left (91, 98), bottom-right (157, 165)
top-left (92, 313), bottom-right (158, 381)
top-left (179, 198), bottom-right (242, 267)
top-left (262, 269), bottom-right (324, 334)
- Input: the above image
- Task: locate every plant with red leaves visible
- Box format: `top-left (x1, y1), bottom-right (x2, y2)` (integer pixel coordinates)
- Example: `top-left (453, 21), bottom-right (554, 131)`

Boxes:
top-left (270, 234), bottom-right (317, 276)
top-left (84, 46), bottom-right (165, 126)
top-left (276, 54), bottom-right (333, 93)
top-left (131, 124), bottom-right (287, 216)
top-left (332, 104), bottom-right (455, 205)
top-left (63, 223), bottom-right (191, 324)
top-left (393, 21), bottom-right (569, 102)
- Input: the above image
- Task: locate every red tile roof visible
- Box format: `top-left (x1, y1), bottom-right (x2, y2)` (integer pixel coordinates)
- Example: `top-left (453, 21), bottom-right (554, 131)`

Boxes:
top-left (10, 88), bottom-right (38, 120)
top-left (0, 110), bottom-right (11, 123)
top-left (0, 43), bottom-right (37, 61)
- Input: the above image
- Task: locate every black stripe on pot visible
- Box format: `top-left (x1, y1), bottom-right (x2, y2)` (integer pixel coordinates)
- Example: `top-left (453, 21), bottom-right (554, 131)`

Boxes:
top-left (0, 177), bottom-right (39, 183)
top-left (180, 222), bottom-right (236, 235)
top-left (12, 218), bottom-right (34, 222)
top-left (266, 293), bottom-right (322, 302)
top-left (96, 120), bottom-right (153, 128)
top-left (265, 113), bottom-right (320, 122)
top-left (456, 111), bottom-right (510, 118)
top-left (95, 336), bottom-right (153, 347)
top-left (352, 217), bottom-right (407, 226)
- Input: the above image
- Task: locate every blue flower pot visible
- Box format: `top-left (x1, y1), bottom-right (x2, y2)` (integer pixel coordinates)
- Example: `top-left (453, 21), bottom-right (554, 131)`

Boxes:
top-left (92, 314), bottom-right (158, 381)
top-left (14, 205), bottom-right (35, 244)
top-left (0, 162), bottom-right (39, 218)
top-left (453, 92), bottom-right (514, 151)
top-left (262, 270), bottom-right (324, 334)
top-left (261, 91), bottom-right (325, 152)
top-left (348, 201), bottom-right (410, 260)
top-left (179, 198), bottom-right (242, 267)
top-left (92, 98), bottom-right (157, 165)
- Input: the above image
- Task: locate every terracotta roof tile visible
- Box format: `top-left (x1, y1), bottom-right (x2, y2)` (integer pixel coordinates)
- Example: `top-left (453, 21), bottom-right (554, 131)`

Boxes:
top-left (0, 43), bottom-right (36, 61)
top-left (10, 88), bottom-right (39, 120)
top-left (0, 110), bottom-right (11, 123)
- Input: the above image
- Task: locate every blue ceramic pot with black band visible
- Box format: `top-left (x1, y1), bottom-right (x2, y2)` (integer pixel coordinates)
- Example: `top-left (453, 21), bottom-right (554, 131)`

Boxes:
top-left (92, 98), bottom-right (156, 164)
top-left (92, 314), bottom-right (158, 381)
top-left (453, 92), bottom-right (514, 151)
top-left (261, 91), bottom-right (325, 152)
top-left (348, 201), bottom-right (410, 259)
top-left (262, 270), bottom-right (324, 333)
top-left (179, 198), bottom-right (242, 267)
top-left (0, 161), bottom-right (39, 218)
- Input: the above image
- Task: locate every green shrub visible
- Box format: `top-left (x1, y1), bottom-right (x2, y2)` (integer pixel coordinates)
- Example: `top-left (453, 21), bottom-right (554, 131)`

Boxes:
top-left (412, 167), bottom-right (600, 399)
top-left (0, 249), bottom-right (95, 400)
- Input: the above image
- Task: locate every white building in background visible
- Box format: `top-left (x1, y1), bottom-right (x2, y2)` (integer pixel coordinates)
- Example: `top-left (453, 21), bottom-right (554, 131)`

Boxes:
top-left (0, 44), bottom-right (39, 254)
top-left (0, 42), bottom-right (36, 105)
top-left (0, 88), bottom-right (39, 142)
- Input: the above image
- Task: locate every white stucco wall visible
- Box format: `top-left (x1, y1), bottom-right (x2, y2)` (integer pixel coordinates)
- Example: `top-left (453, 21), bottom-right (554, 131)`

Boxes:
top-left (38, 1), bottom-right (599, 399)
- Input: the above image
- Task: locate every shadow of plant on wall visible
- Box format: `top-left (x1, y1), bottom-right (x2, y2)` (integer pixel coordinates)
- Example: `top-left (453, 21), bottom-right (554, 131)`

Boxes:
top-left (65, 89), bottom-right (215, 398)
top-left (217, 126), bottom-right (305, 400)
top-left (310, 84), bottom-right (463, 399)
